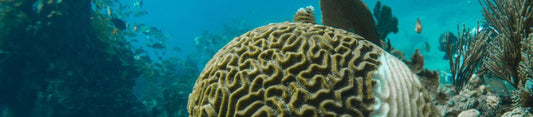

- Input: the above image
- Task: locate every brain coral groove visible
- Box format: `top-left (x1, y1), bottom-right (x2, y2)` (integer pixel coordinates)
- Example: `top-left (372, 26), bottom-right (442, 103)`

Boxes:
top-left (188, 22), bottom-right (382, 116)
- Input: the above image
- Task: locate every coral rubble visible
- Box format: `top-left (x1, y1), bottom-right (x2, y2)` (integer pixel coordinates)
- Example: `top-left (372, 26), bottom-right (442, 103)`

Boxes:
top-left (435, 74), bottom-right (513, 116)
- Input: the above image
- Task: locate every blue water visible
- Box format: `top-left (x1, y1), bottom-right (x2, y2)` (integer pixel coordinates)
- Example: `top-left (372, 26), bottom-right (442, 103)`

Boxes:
top-left (132, 0), bottom-right (320, 57)
top-left (132, 0), bottom-right (481, 70)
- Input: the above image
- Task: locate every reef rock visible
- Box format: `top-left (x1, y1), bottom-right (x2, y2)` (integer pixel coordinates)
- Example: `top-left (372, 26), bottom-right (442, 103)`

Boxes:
top-left (435, 74), bottom-right (513, 116)
top-left (458, 109), bottom-right (480, 117)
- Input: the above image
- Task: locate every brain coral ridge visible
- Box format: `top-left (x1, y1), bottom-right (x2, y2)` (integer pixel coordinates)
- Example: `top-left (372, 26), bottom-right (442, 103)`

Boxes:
top-left (188, 22), bottom-right (440, 117)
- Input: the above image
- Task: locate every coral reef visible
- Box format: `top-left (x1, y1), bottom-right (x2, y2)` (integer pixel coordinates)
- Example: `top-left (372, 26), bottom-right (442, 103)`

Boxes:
top-left (320, 0), bottom-right (380, 45)
top-left (4, 0), bottom-right (531, 116)
top-left (373, 1), bottom-right (398, 39)
top-left (187, 21), bottom-right (439, 116)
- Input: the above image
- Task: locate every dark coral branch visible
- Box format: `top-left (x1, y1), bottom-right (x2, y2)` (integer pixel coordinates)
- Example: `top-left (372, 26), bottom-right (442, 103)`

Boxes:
top-left (373, 1), bottom-right (398, 39)
top-left (408, 49), bottom-right (424, 74)
top-left (518, 34), bottom-right (533, 87)
top-left (481, 0), bottom-right (533, 89)
top-left (447, 24), bottom-right (489, 92)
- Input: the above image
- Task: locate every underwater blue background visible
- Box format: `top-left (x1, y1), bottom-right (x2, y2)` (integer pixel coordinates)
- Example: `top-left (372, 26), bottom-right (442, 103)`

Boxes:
top-left (132, 0), bottom-right (481, 71)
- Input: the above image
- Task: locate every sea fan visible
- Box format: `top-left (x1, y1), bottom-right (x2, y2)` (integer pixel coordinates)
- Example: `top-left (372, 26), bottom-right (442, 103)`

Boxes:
top-left (481, 0), bottom-right (533, 89)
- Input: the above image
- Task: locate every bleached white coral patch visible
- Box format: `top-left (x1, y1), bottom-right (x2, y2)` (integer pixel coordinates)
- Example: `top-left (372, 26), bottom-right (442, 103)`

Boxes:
top-left (371, 53), bottom-right (436, 117)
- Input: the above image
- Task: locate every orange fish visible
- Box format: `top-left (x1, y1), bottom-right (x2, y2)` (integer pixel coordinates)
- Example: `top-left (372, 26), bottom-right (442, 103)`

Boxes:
top-left (415, 18), bottom-right (422, 33)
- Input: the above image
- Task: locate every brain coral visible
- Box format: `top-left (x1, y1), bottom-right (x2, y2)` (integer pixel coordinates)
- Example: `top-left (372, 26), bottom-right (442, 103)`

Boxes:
top-left (188, 22), bottom-right (439, 117)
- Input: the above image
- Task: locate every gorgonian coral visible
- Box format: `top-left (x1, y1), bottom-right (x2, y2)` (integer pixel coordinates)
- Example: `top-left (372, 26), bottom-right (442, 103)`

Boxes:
top-left (482, 0), bottom-right (533, 89)
top-left (446, 24), bottom-right (489, 92)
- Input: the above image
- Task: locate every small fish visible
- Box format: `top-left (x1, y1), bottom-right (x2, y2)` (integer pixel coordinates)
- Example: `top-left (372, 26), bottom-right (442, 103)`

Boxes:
top-left (173, 47), bottom-right (181, 52)
top-left (111, 17), bottom-right (127, 30)
top-left (47, 0), bottom-right (55, 5)
top-left (33, 1), bottom-right (44, 14)
top-left (47, 10), bottom-right (56, 18)
top-left (136, 24), bottom-right (166, 38)
top-left (122, 32), bottom-right (137, 37)
top-left (134, 49), bottom-right (146, 55)
top-left (385, 38), bottom-right (392, 52)
top-left (132, 10), bottom-right (148, 17)
top-left (425, 41), bottom-right (430, 52)
top-left (133, 24), bottom-right (138, 32)
top-left (107, 6), bottom-right (112, 17)
top-left (148, 43), bottom-right (166, 49)
top-left (133, 0), bottom-right (144, 8)
top-left (415, 18), bottom-right (422, 33)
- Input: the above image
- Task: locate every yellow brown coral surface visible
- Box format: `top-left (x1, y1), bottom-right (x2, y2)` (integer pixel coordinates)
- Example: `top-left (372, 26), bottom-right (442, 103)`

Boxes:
top-left (188, 22), bottom-right (439, 117)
